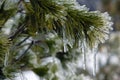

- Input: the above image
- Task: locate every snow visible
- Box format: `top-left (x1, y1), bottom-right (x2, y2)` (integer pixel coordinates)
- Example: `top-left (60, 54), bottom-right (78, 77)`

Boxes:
top-left (14, 71), bottom-right (40, 80)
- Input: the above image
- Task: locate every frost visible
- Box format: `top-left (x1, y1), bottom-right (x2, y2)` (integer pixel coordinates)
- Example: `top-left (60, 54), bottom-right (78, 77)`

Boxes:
top-left (73, 4), bottom-right (89, 11)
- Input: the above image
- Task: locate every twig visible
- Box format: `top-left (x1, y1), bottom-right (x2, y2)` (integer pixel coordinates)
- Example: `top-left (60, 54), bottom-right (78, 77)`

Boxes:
top-left (16, 41), bottom-right (33, 62)
top-left (15, 36), bottom-right (30, 46)
top-left (9, 24), bottom-right (26, 41)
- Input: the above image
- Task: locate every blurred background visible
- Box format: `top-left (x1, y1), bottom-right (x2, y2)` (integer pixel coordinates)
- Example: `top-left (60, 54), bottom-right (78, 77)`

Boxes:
top-left (76, 0), bottom-right (120, 80)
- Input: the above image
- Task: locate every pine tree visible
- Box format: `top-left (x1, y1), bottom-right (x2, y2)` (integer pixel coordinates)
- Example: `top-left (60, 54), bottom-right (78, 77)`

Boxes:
top-left (0, 0), bottom-right (113, 80)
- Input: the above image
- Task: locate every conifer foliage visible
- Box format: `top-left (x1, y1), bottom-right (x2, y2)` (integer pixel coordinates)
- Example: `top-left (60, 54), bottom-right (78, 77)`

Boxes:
top-left (0, 0), bottom-right (112, 79)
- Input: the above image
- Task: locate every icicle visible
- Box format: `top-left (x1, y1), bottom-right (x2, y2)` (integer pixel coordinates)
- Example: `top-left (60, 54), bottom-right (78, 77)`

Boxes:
top-left (4, 50), bottom-right (9, 67)
top-left (82, 40), bottom-right (87, 70)
top-left (83, 51), bottom-right (86, 70)
top-left (92, 54), bottom-right (95, 76)
top-left (62, 26), bottom-right (67, 52)
top-left (92, 48), bottom-right (98, 77)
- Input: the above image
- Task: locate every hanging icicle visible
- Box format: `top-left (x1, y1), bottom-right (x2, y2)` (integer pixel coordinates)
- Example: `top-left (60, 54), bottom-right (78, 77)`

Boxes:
top-left (62, 26), bottom-right (68, 52)
top-left (82, 40), bottom-right (87, 70)
top-left (4, 51), bottom-right (9, 67)
top-left (92, 48), bottom-right (98, 77)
